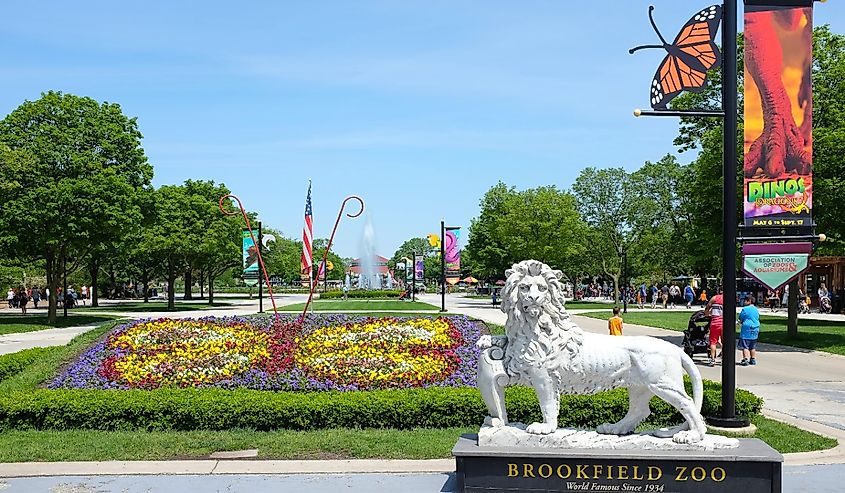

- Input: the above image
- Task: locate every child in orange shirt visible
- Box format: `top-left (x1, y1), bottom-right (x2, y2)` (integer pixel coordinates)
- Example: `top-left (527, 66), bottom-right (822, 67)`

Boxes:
top-left (608, 307), bottom-right (623, 336)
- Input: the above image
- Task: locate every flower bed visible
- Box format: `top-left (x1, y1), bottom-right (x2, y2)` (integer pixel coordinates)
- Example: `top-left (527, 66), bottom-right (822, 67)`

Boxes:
top-left (50, 315), bottom-right (481, 391)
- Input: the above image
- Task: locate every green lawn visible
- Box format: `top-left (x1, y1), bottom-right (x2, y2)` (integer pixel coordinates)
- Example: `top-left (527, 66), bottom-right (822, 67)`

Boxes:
top-left (280, 300), bottom-right (439, 311)
top-left (0, 414), bottom-right (833, 462)
top-left (579, 310), bottom-right (845, 355)
top-left (79, 301), bottom-right (233, 312)
top-left (564, 301), bottom-right (614, 311)
top-left (0, 314), bottom-right (121, 335)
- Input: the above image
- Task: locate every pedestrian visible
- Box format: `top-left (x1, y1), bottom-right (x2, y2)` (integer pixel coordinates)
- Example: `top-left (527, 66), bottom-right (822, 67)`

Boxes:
top-left (684, 284), bottom-right (695, 309)
top-left (782, 284), bottom-right (790, 310)
top-left (669, 284), bottom-right (681, 309)
top-left (608, 306), bottom-right (623, 336)
top-left (81, 285), bottom-right (88, 303)
top-left (704, 288), bottom-right (724, 367)
top-left (16, 287), bottom-right (28, 315)
top-left (737, 295), bottom-right (761, 366)
top-left (661, 285), bottom-right (669, 309)
top-left (6, 288), bottom-right (14, 309)
top-left (651, 284), bottom-right (659, 309)
top-left (638, 283), bottom-right (647, 309)
top-left (699, 289), bottom-right (708, 307)
top-left (31, 286), bottom-right (41, 309)
top-left (342, 283), bottom-right (349, 300)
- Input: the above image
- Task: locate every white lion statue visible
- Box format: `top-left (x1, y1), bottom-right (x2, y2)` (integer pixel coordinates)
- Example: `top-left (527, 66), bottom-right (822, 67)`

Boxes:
top-left (477, 260), bottom-right (707, 444)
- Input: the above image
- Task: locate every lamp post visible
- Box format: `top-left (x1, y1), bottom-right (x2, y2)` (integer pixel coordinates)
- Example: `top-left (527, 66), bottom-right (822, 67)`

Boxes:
top-left (440, 219), bottom-right (446, 312)
top-left (632, 0), bottom-right (746, 428)
top-left (412, 253), bottom-right (417, 303)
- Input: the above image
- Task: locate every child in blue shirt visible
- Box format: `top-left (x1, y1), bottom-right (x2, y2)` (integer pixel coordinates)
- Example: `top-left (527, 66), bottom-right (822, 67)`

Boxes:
top-left (738, 295), bottom-right (761, 366)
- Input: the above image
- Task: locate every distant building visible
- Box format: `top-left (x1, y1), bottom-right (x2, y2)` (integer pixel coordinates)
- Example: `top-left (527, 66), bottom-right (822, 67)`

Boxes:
top-left (349, 255), bottom-right (396, 288)
top-left (349, 255), bottom-right (390, 275)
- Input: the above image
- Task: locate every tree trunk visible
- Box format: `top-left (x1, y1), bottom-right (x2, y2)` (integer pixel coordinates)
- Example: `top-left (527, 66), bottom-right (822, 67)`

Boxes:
top-left (208, 273), bottom-right (215, 305)
top-left (46, 250), bottom-right (58, 324)
top-left (787, 279), bottom-right (799, 338)
top-left (142, 268), bottom-right (150, 303)
top-left (88, 260), bottom-right (100, 307)
top-left (199, 269), bottom-right (205, 299)
top-left (167, 259), bottom-right (176, 310)
top-left (109, 270), bottom-right (116, 299)
top-left (184, 269), bottom-right (193, 300)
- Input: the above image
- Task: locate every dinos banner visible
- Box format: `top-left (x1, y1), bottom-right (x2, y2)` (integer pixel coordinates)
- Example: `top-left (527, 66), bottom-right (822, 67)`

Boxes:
top-left (742, 242), bottom-right (812, 291)
top-left (743, 0), bottom-right (814, 227)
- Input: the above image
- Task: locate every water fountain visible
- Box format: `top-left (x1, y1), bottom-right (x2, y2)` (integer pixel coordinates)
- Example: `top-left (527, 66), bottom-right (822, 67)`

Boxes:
top-left (358, 216), bottom-right (381, 289)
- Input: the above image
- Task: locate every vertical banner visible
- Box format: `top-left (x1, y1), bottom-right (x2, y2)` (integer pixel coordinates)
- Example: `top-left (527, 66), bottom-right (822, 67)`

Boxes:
top-left (445, 227), bottom-right (461, 279)
top-left (743, 1), bottom-right (813, 227)
top-left (242, 229), bottom-right (259, 287)
top-left (415, 257), bottom-right (425, 281)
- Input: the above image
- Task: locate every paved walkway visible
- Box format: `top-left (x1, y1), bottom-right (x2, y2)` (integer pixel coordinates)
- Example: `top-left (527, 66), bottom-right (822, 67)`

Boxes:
top-left (0, 465), bottom-right (841, 492)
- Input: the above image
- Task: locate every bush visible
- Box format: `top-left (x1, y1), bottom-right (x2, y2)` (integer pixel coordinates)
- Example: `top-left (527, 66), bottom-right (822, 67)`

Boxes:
top-left (320, 290), bottom-right (405, 300)
top-left (0, 347), bottom-right (55, 382)
top-left (0, 384), bottom-right (762, 432)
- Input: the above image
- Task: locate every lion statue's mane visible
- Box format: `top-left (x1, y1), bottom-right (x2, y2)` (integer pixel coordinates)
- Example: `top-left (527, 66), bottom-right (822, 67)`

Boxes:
top-left (477, 260), bottom-right (707, 443)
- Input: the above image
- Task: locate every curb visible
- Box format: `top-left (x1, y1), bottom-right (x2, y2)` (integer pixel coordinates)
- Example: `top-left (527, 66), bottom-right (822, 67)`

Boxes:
top-left (0, 459), bottom-right (455, 478)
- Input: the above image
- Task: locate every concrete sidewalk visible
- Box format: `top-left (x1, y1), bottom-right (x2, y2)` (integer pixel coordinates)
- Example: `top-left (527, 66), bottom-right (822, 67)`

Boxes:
top-left (0, 465), bottom-right (841, 493)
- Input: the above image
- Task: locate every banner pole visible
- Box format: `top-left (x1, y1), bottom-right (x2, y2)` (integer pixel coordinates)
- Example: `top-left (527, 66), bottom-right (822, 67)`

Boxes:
top-left (718, 0), bottom-right (741, 426)
top-left (258, 222), bottom-right (263, 314)
top-left (441, 220), bottom-right (446, 312)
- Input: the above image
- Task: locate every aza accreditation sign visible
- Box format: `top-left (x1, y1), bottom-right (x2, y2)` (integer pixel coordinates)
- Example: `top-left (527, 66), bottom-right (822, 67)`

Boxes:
top-left (742, 242), bottom-right (812, 291)
top-left (453, 436), bottom-right (783, 493)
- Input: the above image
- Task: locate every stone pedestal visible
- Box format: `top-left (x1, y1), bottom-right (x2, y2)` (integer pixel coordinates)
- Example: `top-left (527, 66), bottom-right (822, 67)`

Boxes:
top-left (453, 434), bottom-right (783, 493)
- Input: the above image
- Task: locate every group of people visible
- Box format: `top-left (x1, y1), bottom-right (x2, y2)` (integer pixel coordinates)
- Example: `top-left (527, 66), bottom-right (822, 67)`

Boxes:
top-left (607, 287), bottom-right (762, 368)
top-left (6, 287), bottom-right (40, 314)
top-left (5, 285), bottom-right (90, 314)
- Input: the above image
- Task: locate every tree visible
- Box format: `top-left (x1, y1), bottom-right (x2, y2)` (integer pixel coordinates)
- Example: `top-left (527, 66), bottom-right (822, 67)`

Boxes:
top-left (0, 92), bottom-right (152, 322)
top-left (571, 167), bottom-right (646, 303)
top-left (464, 183), bottom-right (586, 281)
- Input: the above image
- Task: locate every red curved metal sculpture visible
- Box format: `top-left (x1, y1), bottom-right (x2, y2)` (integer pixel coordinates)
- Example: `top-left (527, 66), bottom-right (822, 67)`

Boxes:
top-left (218, 194), bottom-right (280, 323)
top-left (299, 195), bottom-right (365, 324)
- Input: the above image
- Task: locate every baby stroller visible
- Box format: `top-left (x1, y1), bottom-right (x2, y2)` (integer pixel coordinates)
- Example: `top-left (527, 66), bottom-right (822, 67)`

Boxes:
top-left (798, 296), bottom-right (811, 314)
top-left (682, 310), bottom-right (711, 359)
top-left (819, 296), bottom-right (833, 314)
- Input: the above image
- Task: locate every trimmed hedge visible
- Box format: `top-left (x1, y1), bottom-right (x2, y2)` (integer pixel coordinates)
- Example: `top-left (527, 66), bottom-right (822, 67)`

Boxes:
top-left (0, 382), bottom-right (762, 432)
top-left (320, 290), bottom-right (405, 300)
top-left (0, 347), bottom-right (55, 383)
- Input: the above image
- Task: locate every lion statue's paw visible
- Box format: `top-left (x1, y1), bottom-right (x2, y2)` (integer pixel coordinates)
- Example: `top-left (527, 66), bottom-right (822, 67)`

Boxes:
top-left (484, 416), bottom-right (506, 428)
top-left (672, 430), bottom-right (704, 444)
top-left (596, 422), bottom-right (635, 436)
top-left (477, 335), bottom-right (493, 349)
top-left (526, 422), bottom-right (557, 435)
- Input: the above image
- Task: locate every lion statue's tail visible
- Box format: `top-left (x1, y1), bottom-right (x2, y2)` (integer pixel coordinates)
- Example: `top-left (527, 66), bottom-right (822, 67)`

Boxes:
top-left (680, 351), bottom-right (703, 412)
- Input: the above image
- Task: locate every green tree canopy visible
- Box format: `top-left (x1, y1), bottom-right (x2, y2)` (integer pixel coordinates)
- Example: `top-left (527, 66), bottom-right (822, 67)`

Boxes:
top-left (0, 92), bottom-right (153, 322)
top-left (464, 183), bottom-right (585, 281)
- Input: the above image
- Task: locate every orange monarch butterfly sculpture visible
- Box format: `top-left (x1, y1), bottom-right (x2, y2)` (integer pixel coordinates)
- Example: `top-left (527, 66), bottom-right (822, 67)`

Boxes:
top-left (630, 5), bottom-right (723, 109)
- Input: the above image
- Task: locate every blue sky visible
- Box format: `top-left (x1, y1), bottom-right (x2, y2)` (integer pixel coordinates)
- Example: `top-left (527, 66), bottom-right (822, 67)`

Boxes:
top-left (3, 1), bottom-right (844, 258)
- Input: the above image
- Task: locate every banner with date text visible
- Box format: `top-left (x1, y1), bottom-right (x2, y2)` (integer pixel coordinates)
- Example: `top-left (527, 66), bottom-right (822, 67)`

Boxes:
top-left (743, 0), bottom-right (813, 227)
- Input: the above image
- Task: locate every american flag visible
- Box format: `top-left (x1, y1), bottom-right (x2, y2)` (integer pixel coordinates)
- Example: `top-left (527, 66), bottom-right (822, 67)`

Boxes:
top-left (301, 181), bottom-right (313, 278)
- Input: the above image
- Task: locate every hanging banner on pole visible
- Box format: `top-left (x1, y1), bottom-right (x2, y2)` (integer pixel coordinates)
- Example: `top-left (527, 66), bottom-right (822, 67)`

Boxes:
top-left (415, 257), bottom-right (425, 281)
top-left (742, 242), bottom-right (812, 291)
top-left (242, 228), bottom-right (259, 287)
top-left (445, 227), bottom-right (461, 280)
top-left (743, 0), bottom-right (814, 227)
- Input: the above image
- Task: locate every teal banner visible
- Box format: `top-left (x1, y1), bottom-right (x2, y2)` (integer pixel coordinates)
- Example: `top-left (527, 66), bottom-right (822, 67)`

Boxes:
top-left (242, 229), bottom-right (259, 287)
top-left (742, 253), bottom-right (809, 291)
